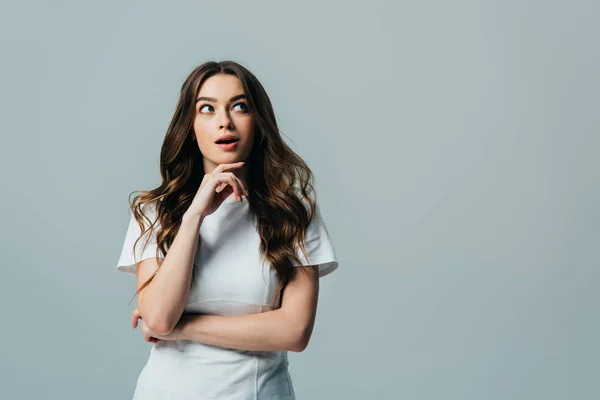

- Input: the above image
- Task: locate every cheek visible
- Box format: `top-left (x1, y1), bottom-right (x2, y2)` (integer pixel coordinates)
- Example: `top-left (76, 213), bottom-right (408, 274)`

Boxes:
top-left (193, 120), bottom-right (211, 142)
top-left (192, 123), bottom-right (215, 156)
top-left (237, 117), bottom-right (255, 138)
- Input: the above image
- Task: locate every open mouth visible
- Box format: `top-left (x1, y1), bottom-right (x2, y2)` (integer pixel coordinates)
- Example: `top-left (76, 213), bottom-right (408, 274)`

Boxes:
top-left (215, 138), bottom-right (240, 144)
top-left (215, 137), bottom-right (240, 151)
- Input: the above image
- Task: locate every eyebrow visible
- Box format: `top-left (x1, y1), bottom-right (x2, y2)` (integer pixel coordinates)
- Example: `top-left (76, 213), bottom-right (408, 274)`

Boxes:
top-left (195, 94), bottom-right (247, 104)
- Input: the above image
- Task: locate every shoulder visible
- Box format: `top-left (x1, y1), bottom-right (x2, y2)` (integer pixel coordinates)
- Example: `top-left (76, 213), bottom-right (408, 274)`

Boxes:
top-left (131, 198), bottom-right (161, 223)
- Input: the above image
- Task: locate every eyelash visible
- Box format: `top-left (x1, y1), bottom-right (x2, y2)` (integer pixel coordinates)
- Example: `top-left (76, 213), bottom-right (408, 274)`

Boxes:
top-left (198, 102), bottom-right (248, 113)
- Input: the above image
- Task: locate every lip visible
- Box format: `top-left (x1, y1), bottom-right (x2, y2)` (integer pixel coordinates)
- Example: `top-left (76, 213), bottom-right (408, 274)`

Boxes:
top-left (214, 134), bottom-right (240, 143)
top-left (216, 141), bottom-right (239, 151)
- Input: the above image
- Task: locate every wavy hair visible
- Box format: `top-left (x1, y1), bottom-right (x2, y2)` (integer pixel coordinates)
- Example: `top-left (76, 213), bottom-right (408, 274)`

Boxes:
top-left (127, 60), bottom-right (316, 307)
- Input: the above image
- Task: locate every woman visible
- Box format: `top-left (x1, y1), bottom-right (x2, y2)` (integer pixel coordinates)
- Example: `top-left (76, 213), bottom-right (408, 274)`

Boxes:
top-left (115, 60), bottom-right (339, 399)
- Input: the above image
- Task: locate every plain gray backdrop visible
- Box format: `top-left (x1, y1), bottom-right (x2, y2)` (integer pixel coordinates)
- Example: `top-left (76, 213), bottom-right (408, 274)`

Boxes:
top-left (1, 1), bottom-right (598, 399)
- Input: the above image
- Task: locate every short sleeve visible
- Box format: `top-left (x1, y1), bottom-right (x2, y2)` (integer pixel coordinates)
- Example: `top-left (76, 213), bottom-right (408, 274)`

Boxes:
top-left (116, 203), bottom-right (165, 275)
top-left (292, 202), bottom-right (339, 278)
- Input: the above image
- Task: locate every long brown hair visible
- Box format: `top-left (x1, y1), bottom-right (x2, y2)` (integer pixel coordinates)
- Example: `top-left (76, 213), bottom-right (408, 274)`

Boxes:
top-left (127, 60), bottom-right (316, 307)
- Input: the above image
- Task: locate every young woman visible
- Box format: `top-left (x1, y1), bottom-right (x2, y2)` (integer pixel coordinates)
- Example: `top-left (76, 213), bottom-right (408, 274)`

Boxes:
top-left (115, 60), bottom-right (339, 399)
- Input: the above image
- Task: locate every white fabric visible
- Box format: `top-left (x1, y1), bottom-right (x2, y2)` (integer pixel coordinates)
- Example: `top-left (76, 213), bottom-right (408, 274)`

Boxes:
top-left (117, 202), bottom-right (163, 275)
top-left (116, 194), bottom-right (339, 399)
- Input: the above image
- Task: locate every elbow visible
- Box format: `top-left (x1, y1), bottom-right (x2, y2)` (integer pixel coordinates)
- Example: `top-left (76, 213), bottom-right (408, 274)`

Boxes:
top-left (288, 328), bottom-right (312, 353)
top-left (138, 304), bottom-right (177, 336)
top-left (144, 314), bottom-right (176, 336)
top-left (289, 339), bottom-right (308, 353)
top-left (147, 321), bottom-right (174, 336)
top-left (285, 313), bottom-right (315, 352)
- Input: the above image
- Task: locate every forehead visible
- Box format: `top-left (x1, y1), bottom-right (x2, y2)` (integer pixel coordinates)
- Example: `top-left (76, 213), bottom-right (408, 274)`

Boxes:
top-left (197, 74), bottom-right (244, 98)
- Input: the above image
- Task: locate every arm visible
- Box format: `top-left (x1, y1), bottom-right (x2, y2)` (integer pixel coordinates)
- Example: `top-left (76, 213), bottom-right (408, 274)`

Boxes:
top-left (176, 265), bottom-right (320, 352)
top-left (136, 212), bottom-right (203, 335)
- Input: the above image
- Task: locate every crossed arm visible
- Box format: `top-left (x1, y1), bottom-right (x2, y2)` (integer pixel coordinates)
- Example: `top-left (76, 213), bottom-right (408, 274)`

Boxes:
top-left (133, 264), bottom-right (320, 353)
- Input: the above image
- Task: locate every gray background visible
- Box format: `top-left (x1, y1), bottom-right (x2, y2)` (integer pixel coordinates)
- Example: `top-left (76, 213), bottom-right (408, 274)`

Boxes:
top-left (1, 1), bottom-right (598, 399)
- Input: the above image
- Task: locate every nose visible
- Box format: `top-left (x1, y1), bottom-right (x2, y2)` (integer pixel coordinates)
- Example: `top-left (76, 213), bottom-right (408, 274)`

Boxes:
top-left (216, 109), bottom-right (233, 130)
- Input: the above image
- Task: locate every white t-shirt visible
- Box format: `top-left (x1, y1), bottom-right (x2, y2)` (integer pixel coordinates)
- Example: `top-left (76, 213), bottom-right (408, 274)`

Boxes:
top-left (116, 194), bottom-right (339, 400)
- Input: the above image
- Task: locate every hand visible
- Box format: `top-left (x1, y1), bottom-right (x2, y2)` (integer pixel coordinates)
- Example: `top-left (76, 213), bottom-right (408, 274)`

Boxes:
top-left (185, 162), bottom-right (248, 218)
top-left (131, 308), bottom-right (179, 343)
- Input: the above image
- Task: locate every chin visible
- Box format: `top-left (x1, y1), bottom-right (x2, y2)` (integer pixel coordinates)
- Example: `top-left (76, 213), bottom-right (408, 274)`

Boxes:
top-left (206, 153), bottom-right (244, 166)
top-left (222, 153), bottom-right (245, 163)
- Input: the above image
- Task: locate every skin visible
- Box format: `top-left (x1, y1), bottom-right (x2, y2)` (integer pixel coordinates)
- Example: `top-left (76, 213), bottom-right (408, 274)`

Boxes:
top-left (132, 265), bottom-right (319, 352)
top-left (131, 74), bottom-right (320, 352)
top-left (131, 75), bottom-right (254, 334)
top-left (193, 73), bottom-right (254, 191)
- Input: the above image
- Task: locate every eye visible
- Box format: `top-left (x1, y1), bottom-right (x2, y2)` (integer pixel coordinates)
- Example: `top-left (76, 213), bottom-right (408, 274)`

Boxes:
top-left (198, 104), bottom-right (213, 113)
top-left (233, 102), bottom-right (248, 112)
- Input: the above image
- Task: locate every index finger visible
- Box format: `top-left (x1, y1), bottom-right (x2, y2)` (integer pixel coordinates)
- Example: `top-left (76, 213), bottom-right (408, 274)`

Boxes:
top-left (132, 313), bottom-right (139, 328)
top-left (214, 162), bottom-right (245, 173)
top-left (132, 308), bottom-right (140, 328)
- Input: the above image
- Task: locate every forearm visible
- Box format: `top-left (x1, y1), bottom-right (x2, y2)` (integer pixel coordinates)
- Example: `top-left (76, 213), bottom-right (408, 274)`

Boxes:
top-left (139, 212), bottom-right (203, 334)
top-left (178, 309), bottom-right (306, 352)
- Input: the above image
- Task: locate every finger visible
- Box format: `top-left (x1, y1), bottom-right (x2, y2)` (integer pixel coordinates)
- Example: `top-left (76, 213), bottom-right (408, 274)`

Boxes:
top-left (215, 182), bottom-right (228, 193)
top-left (214, 161), bottom-right (245, 174)
top-left (146, 335), bottom-right (161, 344)
top-left (214, 184), bottom-right (234, 202)
top-left (233, 176), bottom-right (244, 202)
top-left (213, 175), bottom-right (234, 194)
top-left (132, 308), bottom-right (141, 328)
top-left (234, 176), bottom-right (248, 197)
top-left (214, 173), bottom-right (242, 201)
top-left (229, 173), bottom-right (246, 200)
top-left (231, 176), bottom-right (246, 200)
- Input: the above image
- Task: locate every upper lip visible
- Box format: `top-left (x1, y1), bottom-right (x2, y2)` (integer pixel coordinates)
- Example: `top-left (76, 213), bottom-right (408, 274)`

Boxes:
top-left (215, 134), bottom-right (240, 143)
